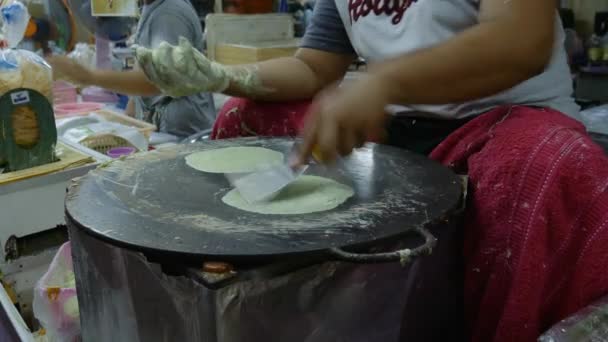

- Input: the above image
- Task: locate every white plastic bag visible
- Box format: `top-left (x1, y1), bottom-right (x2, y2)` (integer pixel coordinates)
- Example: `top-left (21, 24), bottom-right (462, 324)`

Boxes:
top-left (580, 104), bottom-right (608, 135)
top-left (63, 120), bottom-right (149, 152)
top-left (0, 48), bottom-right (53, 100)
top-left (67, 43), bottom-right (96, 69)
top-left (33, 242), bottom-right (81, 342)
top-left (0, 1), bottom-right (29, 48)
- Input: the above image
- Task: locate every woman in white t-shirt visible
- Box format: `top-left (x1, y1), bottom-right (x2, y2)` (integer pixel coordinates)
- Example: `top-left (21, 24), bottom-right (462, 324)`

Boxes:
top-left (116, 1), bottom-right (608, 341)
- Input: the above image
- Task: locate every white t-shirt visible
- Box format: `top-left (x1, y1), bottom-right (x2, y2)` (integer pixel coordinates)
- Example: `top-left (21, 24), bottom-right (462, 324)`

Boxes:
top-left (301, 0), bottom-right (580, 120)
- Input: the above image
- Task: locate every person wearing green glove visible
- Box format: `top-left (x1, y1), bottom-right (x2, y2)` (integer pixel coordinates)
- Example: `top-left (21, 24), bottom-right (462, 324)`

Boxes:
top-left (47, 0), bottom-right (215, 138)
top-left (76, 2), bottom-right (608, 342)
top-left (134, 37), bottom-right (267, 98)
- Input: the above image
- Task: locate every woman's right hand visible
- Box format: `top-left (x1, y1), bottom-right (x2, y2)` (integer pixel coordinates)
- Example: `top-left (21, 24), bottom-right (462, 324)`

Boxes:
top-left (45, 55), bottom-right (93, 86)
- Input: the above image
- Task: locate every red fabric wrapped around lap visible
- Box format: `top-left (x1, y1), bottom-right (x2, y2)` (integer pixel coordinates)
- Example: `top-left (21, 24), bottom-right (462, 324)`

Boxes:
top-left (211, 97), bottom-right (383, 142)
top-left (430, 106), bottom-right (608, 342)
top-left (211, 98), bottom-right (311, 139)
top-left (213, 99), bottom-right (608, 342)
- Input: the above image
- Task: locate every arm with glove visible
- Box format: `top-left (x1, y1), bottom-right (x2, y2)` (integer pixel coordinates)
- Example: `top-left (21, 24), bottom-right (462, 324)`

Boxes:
top-left (134, 37), bottom-right (353, 101)
top-left (48, 36), bottom-right (352, 101)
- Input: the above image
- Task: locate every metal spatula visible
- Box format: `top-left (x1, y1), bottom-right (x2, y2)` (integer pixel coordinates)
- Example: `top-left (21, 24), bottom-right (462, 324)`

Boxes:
top-left (225, 163), bottom-right (309, 204)
top-left (225, 143), bottom-right (313, 203)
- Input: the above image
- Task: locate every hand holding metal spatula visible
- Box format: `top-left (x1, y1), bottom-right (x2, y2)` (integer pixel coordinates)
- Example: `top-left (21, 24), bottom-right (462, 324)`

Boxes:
top-left (225, 142), bottom-right (315, 204)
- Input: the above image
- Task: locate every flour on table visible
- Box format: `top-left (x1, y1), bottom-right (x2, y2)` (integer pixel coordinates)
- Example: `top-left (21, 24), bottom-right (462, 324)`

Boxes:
top-left (222, 175), bottom-right (354, 215)
top-left (185, 147), bottom-right (284, 173)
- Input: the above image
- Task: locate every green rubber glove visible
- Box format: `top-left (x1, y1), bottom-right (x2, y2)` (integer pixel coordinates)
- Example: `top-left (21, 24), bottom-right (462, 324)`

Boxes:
top-left (135, 37), bottom-right (231, 97)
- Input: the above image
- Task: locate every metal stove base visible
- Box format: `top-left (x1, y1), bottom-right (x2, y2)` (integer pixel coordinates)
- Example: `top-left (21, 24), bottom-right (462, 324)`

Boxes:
top-left (68, 218), bottom-right (464, 342)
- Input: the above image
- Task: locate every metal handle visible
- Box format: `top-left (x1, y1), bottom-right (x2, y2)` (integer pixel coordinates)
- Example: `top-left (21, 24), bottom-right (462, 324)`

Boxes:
top-left (328, 226), bottom-right (437, 265)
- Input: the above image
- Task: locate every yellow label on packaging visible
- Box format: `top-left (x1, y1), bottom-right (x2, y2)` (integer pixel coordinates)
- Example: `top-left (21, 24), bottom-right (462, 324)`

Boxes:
top-left (46, 287), bottom-right (61, 301)
top-left (589, 47), bottom-right (603, 62)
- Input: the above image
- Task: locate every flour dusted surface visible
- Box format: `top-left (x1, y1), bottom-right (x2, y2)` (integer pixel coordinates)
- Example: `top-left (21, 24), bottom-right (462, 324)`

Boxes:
top-left (222, 175), bottom-right (354, 215)
top-left (185, 146), bottom-right (284, 173)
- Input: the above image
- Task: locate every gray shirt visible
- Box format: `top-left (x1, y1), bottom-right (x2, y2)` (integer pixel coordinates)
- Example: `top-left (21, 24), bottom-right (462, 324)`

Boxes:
top-left (301, 0), bottom-right (580, 121)
top-left (134, 0), bottom-right (215, 137)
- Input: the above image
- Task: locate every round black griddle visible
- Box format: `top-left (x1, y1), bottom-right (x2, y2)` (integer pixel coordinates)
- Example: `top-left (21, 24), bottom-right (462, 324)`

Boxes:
top-left (65, 138), bottom-right (463, 264)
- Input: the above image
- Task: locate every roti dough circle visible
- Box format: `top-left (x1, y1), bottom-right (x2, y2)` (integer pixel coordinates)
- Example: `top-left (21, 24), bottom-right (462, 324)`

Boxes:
top-left (222, 175), bottom-right (354, 215)
top-left (185, 147), bottom-right (284, 173)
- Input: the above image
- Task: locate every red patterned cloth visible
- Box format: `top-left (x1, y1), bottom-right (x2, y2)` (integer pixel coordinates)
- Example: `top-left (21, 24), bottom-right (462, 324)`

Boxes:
top-left (211, 98), bottom-right (310, 139)
top-left (213, 99), bottom-right (608, 342)
top-left (430, 106), bottom-right (608, 342)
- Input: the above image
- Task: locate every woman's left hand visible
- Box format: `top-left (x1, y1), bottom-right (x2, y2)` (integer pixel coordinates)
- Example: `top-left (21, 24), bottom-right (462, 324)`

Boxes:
top-left (298, 75), bottom-right (390, 164)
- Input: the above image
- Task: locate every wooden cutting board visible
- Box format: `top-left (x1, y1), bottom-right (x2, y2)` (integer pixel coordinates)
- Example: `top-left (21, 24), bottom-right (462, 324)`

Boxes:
top-left (0, 142), bottom-right (95, 185)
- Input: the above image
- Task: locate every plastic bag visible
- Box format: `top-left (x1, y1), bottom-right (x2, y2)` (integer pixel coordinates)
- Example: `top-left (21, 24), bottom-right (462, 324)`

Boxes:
top-left (539, 294), bottom-right (608, 342)
top-left (0, 1), bottom-right (29, 48)
top-left (580, 104), bottom-right (608, 135)
top-left (0, 49), bottom-right (53, 150)
top-left (0, 48), bottom-right (53, 100)
top-left (62, 118), bottom-right (149, 152)
top-left (32, 242), bottom-right (81, 342)
top-left (67, 43), bottom-right (96, 70)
